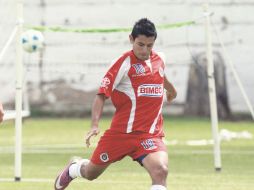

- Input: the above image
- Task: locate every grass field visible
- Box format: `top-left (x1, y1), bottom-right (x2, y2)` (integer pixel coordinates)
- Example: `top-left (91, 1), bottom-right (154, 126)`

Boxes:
top-left (0, 117), bottom-right (253, 190)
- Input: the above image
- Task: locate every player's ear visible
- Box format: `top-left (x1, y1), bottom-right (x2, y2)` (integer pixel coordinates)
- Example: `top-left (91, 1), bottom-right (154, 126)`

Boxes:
top-left (129, 35), bottom-right (134, 44)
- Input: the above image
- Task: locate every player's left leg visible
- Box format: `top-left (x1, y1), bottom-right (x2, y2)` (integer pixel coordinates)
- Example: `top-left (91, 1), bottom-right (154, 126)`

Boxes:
top-left (142, 151), bottom-right (168, 190)
top-left (54, 157), bottom-right (110, 190)
top-left (54, 157), bottom-right (87, 190)
top-left (71, 159), bottom-right (110, 180)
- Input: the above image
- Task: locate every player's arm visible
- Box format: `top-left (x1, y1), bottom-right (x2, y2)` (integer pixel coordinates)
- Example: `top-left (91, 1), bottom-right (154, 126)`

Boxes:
top-left (164, 75), bottom-right (177, 102)
top-left (85, 56), bottom-right (126, 147)
top-left (0, 102), bottom-right (4, 123)
top-left (85, 94), bottom-right (106, 147)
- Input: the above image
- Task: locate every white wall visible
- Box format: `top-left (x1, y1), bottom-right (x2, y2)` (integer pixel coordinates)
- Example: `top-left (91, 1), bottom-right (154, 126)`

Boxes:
top-left (0, 0), bottom-right (253, 113)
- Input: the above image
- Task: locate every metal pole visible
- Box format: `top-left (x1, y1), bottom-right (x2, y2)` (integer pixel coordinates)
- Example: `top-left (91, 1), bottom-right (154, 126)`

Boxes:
top-left (212, 22), bottom-right (254, 120)
top-left (204, 4), bottom-right (222, 171)
top-left (15, 0), bottom-right (23, 181)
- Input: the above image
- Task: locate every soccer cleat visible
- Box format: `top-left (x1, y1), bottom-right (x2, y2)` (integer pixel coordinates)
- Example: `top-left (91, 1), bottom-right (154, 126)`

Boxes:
top-left (54, 160), bottom-right (77, 190)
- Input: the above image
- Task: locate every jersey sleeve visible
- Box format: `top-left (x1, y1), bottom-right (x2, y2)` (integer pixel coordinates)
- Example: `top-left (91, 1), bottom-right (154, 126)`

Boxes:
top-left (98, 56), bottom-right (130, 98)
top-left (157, 52), bottom-right (166, 68)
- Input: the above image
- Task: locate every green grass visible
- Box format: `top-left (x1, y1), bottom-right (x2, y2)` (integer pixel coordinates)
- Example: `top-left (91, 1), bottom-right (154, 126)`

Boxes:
top-left (0, 117), bottom-right (254, 190)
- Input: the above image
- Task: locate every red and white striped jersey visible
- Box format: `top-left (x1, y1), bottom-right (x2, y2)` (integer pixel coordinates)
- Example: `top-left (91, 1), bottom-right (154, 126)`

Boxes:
top-left (98, 50), bottom-right (166, 136)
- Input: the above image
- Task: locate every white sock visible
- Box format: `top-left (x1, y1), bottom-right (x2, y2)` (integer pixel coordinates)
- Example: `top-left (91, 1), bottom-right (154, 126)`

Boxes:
top-left (69, 159), bottom-right (90, 179)
top-left (150, 185), bottom-right (167, 190)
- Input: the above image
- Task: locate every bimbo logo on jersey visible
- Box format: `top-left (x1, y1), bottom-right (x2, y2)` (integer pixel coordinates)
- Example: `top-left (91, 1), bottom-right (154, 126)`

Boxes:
top-left (132, 63), bottom-right (145, 75)
top-left (138, 84), bottom-right (163, 97)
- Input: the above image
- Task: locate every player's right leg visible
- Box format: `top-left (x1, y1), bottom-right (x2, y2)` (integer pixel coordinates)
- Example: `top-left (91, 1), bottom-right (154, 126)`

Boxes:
top-left (142, 151), bottom-right (168, 190)
top-left (69, 159), bottom-right (109, 181)
top-left (54, 158), bottom-right (109, 190)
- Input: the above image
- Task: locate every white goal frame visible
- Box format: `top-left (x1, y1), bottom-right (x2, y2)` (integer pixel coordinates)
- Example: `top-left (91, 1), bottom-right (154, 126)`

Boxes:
top-left (1, 0), bottom-right (25, 182)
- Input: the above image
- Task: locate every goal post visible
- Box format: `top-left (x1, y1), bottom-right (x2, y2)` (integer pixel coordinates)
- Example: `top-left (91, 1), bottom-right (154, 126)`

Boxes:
top-left (203, 4), bottom-right (222, 171)
top-left (14, 0), bottom-right (24, 181)
top-left (0, 0), bottom-right (29, 181)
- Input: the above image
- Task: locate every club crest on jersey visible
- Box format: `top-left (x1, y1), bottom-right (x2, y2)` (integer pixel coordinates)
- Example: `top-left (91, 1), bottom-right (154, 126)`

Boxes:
top-left (100, 77), bottom-right (110, 88)
top-left (141, 139), bottom-right (157, 150)
top-left (100, 152), bottom-right (109, 162)
top-left (138, 84), bottom-right (163, 97)
top-left (132, 63), bottom-right (145, 75)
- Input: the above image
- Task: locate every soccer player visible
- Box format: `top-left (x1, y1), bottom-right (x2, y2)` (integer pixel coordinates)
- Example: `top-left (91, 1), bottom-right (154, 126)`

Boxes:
top-left (0, 102), bottom-right (4, 123)
top-left (54, 18), bottom-right (177, 190)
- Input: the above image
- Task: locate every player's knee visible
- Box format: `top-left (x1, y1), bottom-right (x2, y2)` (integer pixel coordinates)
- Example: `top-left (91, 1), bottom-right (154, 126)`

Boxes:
top-left (153, 164), bottom-right (168, 179)
top-left (160, 164), bottom-right (168, 177)
top-left (81, 166), bottom-right (99, 181)
top-left (85, 173), bottom-right (99, 181)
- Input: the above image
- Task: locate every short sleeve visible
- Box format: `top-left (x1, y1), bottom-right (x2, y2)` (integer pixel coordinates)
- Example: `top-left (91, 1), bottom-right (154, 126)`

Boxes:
top-left (98, 56), bottom-right (130, 98)
top-left (157, 52), bottom-right (166, 67)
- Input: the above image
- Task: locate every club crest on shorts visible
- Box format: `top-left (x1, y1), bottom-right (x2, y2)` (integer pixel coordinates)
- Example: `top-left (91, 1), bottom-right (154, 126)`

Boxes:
top-left (100, 152), bottom-right (109, 162)
top-left (141, 139), bottom-right (157, 150)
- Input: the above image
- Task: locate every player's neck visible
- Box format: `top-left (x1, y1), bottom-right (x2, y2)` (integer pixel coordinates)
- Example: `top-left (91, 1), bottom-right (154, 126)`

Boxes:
top-left (131, 50), bottom-right (151, 62)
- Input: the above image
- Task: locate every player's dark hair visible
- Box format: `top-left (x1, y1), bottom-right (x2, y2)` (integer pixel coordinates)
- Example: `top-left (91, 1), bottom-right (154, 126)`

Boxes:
top-left (131, 18), bottom-right (157, 40)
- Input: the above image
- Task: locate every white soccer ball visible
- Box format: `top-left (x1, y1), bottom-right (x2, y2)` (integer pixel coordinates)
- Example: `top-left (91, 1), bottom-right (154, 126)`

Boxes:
top-left (21, 30), bottom-right (44, 53)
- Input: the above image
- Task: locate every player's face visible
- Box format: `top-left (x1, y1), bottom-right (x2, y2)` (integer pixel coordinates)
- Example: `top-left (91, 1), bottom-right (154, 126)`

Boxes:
top-left (130, 35), bottom-right (155, 61)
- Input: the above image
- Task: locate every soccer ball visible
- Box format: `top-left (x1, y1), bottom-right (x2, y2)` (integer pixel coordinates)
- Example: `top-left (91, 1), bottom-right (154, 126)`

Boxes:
top-left (21, 30), bottom-right (44, 53)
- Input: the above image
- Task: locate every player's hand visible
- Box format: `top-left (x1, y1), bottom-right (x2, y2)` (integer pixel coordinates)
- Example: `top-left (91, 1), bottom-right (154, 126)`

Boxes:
top-left (166, 91), bottom-right (176, 102)
top-left (85, 126), bottom-right (100, 148)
